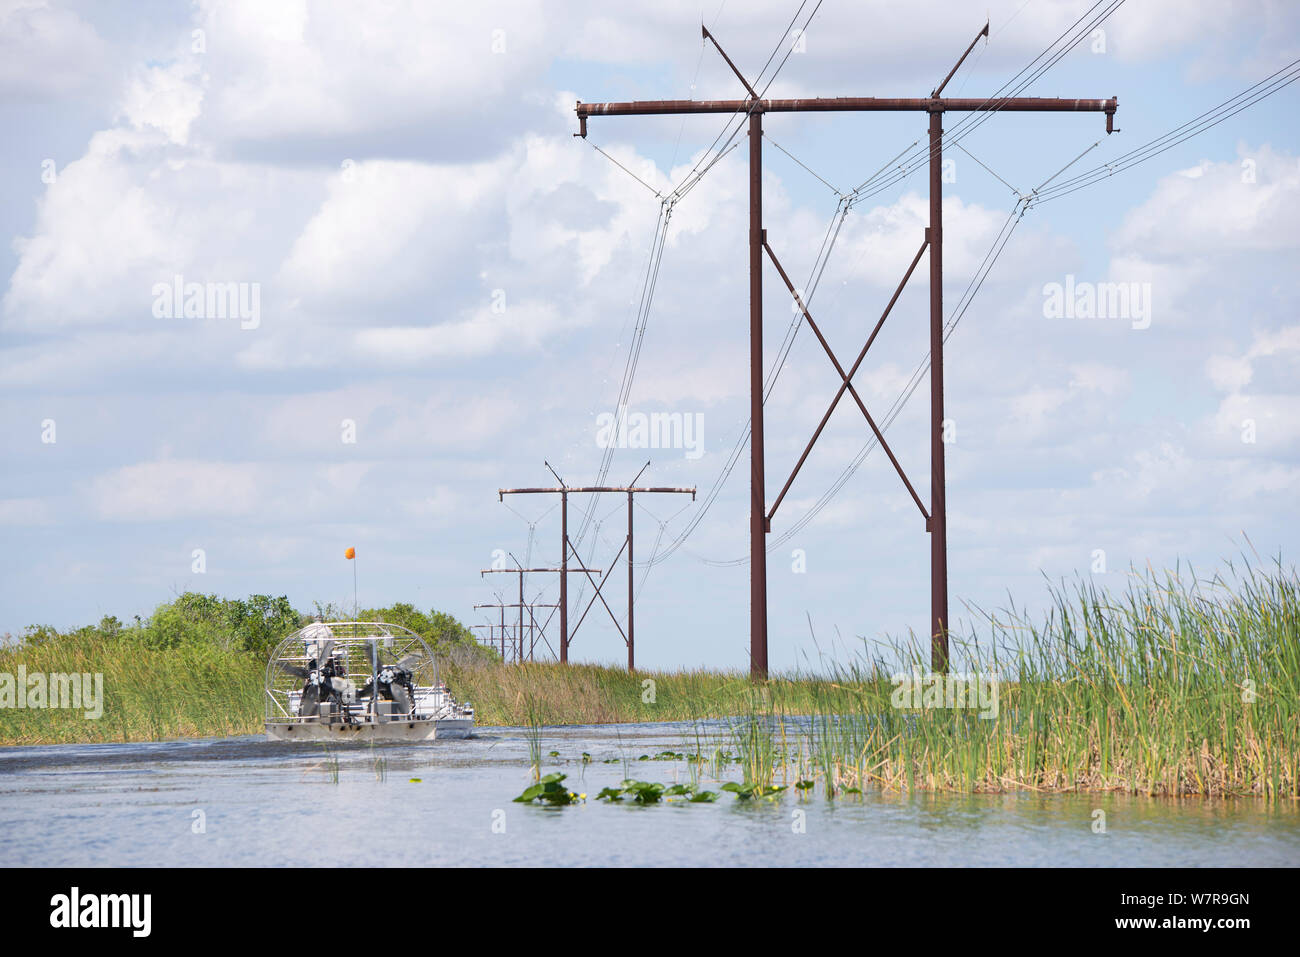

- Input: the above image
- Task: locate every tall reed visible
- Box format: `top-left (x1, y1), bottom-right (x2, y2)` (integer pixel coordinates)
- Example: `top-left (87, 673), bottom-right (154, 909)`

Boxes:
top-left (0, 632), bottom-right (261, 744)
top-left (755, 556), bottom-right (1299, 798)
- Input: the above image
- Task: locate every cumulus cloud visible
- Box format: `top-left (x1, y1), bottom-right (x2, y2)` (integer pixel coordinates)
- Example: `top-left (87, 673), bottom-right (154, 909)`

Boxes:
top-left (188, 0), bottom-right (555, 158)
top-left (1111, 146), bottom-right (1300, 261)
top-left (0, 0), bottom-right (110, 102)
top-left (278, 155), bottom-right (515, 312)
top-left (1206, 324), bottom-right (1300, 392)
top-left (91, 459), bottom-right (265, 521)
top-left (2, 1), bottom-right (1298, 663)
top-left (119, 60), bottom-right (205, 145)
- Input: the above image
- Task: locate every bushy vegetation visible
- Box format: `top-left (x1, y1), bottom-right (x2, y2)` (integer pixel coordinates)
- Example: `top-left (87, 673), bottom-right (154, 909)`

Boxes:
top-left (16, 593), bottom-right (301, 658)
top-left (0, 593), bottom-right (493, 744)
top-left (315, 600), bottom-right (487, 664)
top-left (4, 556), bottom-right (1296, 801)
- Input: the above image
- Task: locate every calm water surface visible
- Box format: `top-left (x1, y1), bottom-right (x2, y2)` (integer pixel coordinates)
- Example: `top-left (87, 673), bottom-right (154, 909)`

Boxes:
top-left (0, 721), bottom-right (1296, 867)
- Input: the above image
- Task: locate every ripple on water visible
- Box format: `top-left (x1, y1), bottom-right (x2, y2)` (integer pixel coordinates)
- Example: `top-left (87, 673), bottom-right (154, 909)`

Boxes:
top-left (0, 724), bottom-right (1296, 867)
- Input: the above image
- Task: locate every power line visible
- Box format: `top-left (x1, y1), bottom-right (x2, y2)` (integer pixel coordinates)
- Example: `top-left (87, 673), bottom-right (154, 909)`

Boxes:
top-left (567, 0), bottom-right (829, 605)
top-left (578, 16), bottom-right (1117, 673)
top-left (843, 0), bottom-right (1125, 209)
top-left (1030, 57), bottom-right (1300, 206)
top-left (582, 139), bottom-right (664, 198)
top-left (642, 1), bottom-right (1126, 570)
top-left (754, 48), bottom-right (1300, 557)
top-left (764, 130), bottom-right (843, 197)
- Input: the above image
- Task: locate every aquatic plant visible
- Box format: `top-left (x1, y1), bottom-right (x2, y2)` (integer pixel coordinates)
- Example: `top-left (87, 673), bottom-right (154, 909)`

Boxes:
top-left (721, 781), bottom-right (787, 801)
top-left (596, 779), bottom-right (717, 803)
top-left (513, 772), bottom-right (583, 806)
top-left (520, 694), bottom-right (545, 782)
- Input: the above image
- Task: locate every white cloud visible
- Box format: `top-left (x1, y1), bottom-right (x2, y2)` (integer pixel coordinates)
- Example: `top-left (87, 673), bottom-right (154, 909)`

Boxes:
top-left (2, 2), bottom-right (1299, 665)
top-left (1209, 392), bottom-right (1300, 448)
top-left (0, 1), bottom-right (109, 102)
top-left (190, 0), bottom-right (552, 148)
top-left (1206, 354), bottom-right (1255, 392)
top-left (119, 60), bottom-right (205, 145)
top-left (91, 459), bottom-right (264, 521)
top-left (1111, 146), bottom-right (1300, 261)
top-left (3, 129), bottom-right (191, 329)
top-left (277, 155), bottom-right (513, 310)
top-left (354, 301), bottom-right (564, 362)
top-left (2, 127), bottom-right (319, 331)
top-left (1206, 324), bottom-right (1300, 392)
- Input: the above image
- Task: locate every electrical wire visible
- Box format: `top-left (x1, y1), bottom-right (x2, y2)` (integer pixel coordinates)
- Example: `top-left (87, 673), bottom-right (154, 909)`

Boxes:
top-left (644, 1), bottom-right (1125, 567)
top-left (566, 0), bottom-right (830, 605)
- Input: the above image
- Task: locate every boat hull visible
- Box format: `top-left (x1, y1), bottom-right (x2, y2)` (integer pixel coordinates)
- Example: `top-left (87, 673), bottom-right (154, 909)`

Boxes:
top-left (265, 717), bottom-right (473, 742)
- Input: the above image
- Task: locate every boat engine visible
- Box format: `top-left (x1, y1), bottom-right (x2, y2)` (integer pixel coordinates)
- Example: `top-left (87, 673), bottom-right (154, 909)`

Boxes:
top-left (360, 658), bottom-right (418, 717)
top-left (283, 639), bottom-right (354, 720)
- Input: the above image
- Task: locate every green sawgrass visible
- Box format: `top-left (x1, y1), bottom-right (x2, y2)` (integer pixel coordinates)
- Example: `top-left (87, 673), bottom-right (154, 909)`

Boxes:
top-left (2, 555), bottom-right (1294, 801)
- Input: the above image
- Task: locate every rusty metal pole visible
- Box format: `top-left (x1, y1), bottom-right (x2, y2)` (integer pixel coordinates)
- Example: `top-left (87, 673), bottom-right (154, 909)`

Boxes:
top-left (577, 27), bottom-right (1113, 678)
top-left (749, 107), bottom-right (769, 681)
top-left (500, 479), bottom-right (690, 668)
top-left (560, 488), bottom-right (568, 663)
top-left (928, 105), bottom-right (949, 673)
top-left (627, 489), bottom-right (635, 671)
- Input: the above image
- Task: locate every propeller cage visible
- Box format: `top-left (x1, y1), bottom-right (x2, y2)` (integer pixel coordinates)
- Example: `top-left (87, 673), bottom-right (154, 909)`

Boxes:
top-left (265, 621), bottom-right (442, 725)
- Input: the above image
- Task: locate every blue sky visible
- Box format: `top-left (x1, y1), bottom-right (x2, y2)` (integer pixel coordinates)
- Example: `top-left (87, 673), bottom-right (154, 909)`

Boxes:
top-left (2, 0), bottom-right (1298, 672)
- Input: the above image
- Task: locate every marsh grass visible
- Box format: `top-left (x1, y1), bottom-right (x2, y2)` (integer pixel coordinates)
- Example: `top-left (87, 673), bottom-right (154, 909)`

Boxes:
top-left (368, 738), bottom-right (388, 782)
top-left (3, 556), bottom-right (1294, 802)
top-left (0, 632), bottom-right (261, 744)
top-left (521, 693), bottom-right (545, 782)
top-left (755, 557), bottom-right (1299, 799)
top-left (305, 744), bottom-right (340, 785)
top-left (442, 660), bottom-right (841, 725)
top-left (474, 556), bottom-right (1296, 800)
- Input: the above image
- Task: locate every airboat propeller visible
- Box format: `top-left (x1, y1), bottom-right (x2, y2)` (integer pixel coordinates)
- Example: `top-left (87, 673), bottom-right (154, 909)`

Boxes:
top-left (264, 621), bottom-right (473, 741)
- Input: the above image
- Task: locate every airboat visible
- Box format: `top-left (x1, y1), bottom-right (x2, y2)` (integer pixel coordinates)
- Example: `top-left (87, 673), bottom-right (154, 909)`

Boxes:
top-left (265, 621), bottom-right (474, 742)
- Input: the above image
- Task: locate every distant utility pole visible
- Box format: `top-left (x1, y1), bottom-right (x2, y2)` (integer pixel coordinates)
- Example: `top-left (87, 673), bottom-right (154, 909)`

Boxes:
top-left (473, 598), bottom-right (560, 662)
top-left (471, 622), bottom-right (508, 659)
top-left (480, 557), bottom-right (597, 663)
top-left (472, 604), bottom-right (509, 660)
top-left (575, 22), bottom-right (1116, 676)
top-left (499, 461), bottom-right (695, 670)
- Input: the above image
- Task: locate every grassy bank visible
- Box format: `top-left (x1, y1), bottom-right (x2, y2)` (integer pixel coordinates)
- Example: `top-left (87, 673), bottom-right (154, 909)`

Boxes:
top-left (0, 632), bottom-right (263, 743)
top-left (456, 556), bottom-right (1300, 799)
top-left (708, 557), bottom-right (1295, 800)
top-left (441, 661), bottom-right (840, 726)
top-left (0, 592), bottom-right (493, 745)
top-left (2, 557), bottom-right (1296, 799)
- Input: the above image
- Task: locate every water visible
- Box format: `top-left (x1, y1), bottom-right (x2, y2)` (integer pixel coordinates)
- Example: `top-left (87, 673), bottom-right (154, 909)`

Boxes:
top-left (1, 721), bottom-right (1296, 867)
